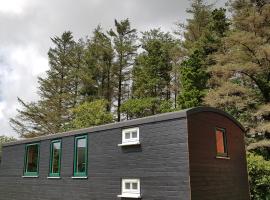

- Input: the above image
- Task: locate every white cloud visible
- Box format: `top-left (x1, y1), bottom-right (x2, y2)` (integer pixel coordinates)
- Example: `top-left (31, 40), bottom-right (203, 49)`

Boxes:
top-left (0, 45), bottom-right (48, 137)
top-left (0, 0), bottom-right (31, 14)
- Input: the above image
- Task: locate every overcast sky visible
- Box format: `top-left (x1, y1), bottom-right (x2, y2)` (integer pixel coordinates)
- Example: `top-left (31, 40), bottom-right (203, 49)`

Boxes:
top-left (0, 0), bottom-right (226, 137)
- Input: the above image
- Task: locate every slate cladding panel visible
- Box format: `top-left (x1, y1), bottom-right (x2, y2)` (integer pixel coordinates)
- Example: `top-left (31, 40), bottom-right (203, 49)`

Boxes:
top-left (0, 118), bottom-right (190, 200)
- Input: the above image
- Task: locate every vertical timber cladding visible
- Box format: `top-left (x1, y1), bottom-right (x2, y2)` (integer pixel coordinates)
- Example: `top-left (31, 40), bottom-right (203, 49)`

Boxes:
top-left (0, 116), bottom-right (191, 200)
top-left (187, 111), bottom-right (250, 200)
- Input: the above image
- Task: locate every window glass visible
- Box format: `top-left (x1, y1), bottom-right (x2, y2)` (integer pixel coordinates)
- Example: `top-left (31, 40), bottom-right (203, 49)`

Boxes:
top-left (132, 183), bottom-right (138, 189)
top-left (132, 131), bottom-right (137, 139)
top-left (24, 143), bottom-right (39, 176)
top-left (125, 132), bottom-right (130, 139)
top-left (215, 128), bottom-right (228, 156)
top-left (49, 140), bottom-right (61, 176)
top-left (125, 182), bottom-right (131, 189)
top-left (74, 136), bottom-right (87, 176)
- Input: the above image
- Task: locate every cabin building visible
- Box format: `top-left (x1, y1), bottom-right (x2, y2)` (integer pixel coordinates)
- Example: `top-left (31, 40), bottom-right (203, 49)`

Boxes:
top-left (0, 107), bottom-right (250, 200)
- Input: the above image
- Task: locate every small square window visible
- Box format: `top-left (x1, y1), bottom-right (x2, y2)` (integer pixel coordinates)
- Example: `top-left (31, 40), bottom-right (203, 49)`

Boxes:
top-left (118, 179), bottom-right (141, 198)
top-left (119, 127), bottom-right (140, 146)
top-left (215, 128), bottom-right (228, 157)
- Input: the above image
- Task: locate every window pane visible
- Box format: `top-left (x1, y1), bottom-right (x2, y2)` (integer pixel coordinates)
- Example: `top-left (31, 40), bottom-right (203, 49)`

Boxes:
top-left (76, 137), bottom-right (87, 174)
top-left (26, 144), bottom-right (39, 173)
top-left (51, 141), bottom-right (61, 174)
top-left (125, 132), bottom-right (130, 139)
top-left (131, 131), bottom-right (137, 139)
top-left (132, 183), bottom-right (138, 190)
top-left (125, 182), bottom-right (131, 189)
top-left (216, 129), bottom-right (226, 154)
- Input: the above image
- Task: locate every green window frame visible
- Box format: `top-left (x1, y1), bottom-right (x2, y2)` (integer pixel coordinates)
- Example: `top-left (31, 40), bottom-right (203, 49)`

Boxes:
top-left (49, 140), bottom-right (62, 177)
top-left (73, 135), bottom-right (88, 177)
top-left (24, 143), bottom-right (40, 177)
top-left (215, 127), bottom-right (228, 157)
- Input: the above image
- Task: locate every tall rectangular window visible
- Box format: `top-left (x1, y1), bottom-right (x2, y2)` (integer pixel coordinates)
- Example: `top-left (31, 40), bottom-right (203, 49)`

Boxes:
top-left (24, 143), bottom-right (40, 176)
top-left (74, 135), bottom-right (88, 177)
top-left (49, 140), bottom-right (61, 177)
top-left (215, 128), bottom-right (228, 157)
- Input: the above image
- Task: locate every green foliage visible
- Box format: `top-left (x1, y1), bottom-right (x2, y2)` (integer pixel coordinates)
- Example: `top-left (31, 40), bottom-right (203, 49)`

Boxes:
top-left (205, 0), bottom-right (270, 154)
top-left (133, 29), bottom-right (176, 99)
top-left (177, 5), bottom-right (229, 109)
top-left (109, 19), bottom-right (138, 121)
top-left (70, 100), bottom-right (113, 129)
top-left (204, 81), bottom-right (257, 127)
top-left (82, 26), bottom-right (114, 110)
top-left (120, 98), bottom-right (157, 119)
top-left (247, 153), bottom-right (270, 200)
top-left (178, 51), bottom-right (208, 108)
top-left (177, 0), bottom-right (213, 53)
top-left (120, 98), bottom-right (174, 119)
top-left (120, 29), bottom-right (178, 118)
top-left (0, 136), bottom-right (16, 161)
top-left (10, 31), bottom-right (82, 137)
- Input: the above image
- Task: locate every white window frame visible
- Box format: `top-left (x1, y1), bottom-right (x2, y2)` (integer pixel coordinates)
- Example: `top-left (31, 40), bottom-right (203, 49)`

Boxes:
top-left (118, 179), bottom-right (141, 198)
top-left (118, 127), bottom-right (140, 146)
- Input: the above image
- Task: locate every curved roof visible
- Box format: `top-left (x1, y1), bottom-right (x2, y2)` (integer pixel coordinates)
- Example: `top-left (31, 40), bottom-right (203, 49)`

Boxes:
top-left (3, 106), bottom-right (244, 146)
top-left (185, 106), bottom-right (245, 132)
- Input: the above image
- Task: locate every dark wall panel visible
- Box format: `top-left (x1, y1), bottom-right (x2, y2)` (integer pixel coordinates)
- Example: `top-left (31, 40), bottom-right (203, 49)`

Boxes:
top-left (0, 118), bottom-right (190, 200)
top-left (187, 112), bottom-right (250, 200)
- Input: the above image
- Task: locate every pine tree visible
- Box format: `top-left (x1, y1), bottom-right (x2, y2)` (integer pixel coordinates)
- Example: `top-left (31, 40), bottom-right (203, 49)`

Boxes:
top-left (178, 51), bottom-right (208, 108)
top-left (70, 40), bottom-right (85, 108)
top-left (133, 30), bottom-right (175, 98)
top-left (205, 0), bottom-right (270, 143)
top-left (176, 0), bottom-right (213, 54)
top-left (177, 4), bottom-right (230, 109)
top-left (122, 29), bottom-right (177, 118)
top-left (10, 32), bottom-right (82, 137)
top-left (109, 19), bottom-right (137, 121)
top-left (82, 26), bottom-right (114, 111)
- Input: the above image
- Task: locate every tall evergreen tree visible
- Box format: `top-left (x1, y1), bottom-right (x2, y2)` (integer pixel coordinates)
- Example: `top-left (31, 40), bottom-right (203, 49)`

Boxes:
top-left (205, 0), bottom-right (270, 149)
top-left (121, 29), bottom-right (177, 118)
top-left (177, 3), bottom-right (230, 109)
top-left (109, 19), bottom-right (137, 121)
top-left (176, 0), bottom-right (213, 54)
top-left (10, 32), bottom-right (82, 137)
top-left (82, 26), bottom-right (114, 111)
top-left (178, 51), bottom-right (208, 108)
top-left (133, 29), bottom-right (176, 100)
top-left (70, 40), bottom-right (85, 108)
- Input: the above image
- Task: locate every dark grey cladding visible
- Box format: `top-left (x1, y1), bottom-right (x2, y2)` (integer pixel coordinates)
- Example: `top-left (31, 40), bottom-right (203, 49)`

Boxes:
top-left (0, 117), bottom-right (190, 200)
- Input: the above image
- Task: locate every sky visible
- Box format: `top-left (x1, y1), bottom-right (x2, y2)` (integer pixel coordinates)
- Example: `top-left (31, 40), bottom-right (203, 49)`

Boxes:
top-left (0, 0), bottom-right (226, 137)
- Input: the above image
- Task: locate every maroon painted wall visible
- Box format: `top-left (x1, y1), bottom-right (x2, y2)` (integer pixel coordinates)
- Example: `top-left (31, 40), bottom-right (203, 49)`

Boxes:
top-left (187, 111), bottom-right (250, 200)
